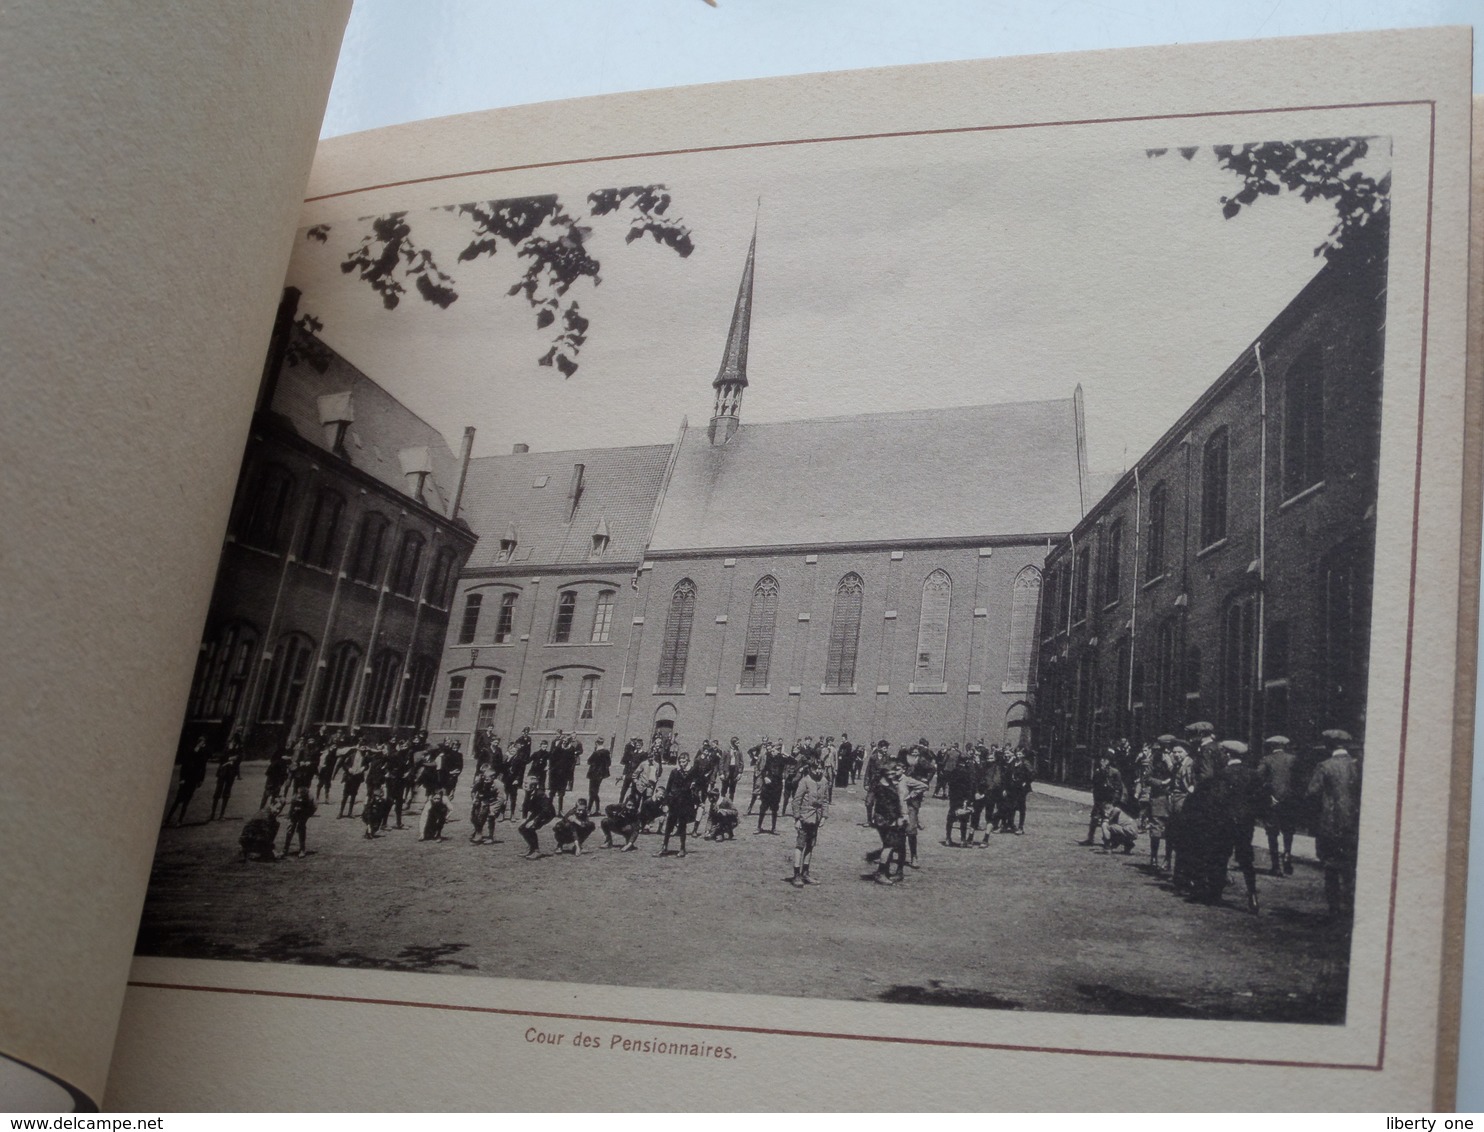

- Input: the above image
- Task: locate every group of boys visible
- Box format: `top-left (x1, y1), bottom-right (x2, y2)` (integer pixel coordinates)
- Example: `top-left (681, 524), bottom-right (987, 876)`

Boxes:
top-left (1086, 723), bottom-right (1363, 918)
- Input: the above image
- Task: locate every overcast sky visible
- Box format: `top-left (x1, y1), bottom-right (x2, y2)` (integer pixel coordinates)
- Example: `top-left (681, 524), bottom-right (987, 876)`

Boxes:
top-left (286, 133), bottom-right (1382, 477)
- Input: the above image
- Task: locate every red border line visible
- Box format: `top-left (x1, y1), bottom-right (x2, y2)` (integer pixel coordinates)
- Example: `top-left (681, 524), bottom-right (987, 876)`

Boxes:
top-left (126, 981), bottom-right (1375, 1072)
top-left (142, 96), bottom-right (1440, 1077)
top-left (305, 99), bottom-right (1433, 204)
top-left (1376, 98), bottom-right (1438, 1071)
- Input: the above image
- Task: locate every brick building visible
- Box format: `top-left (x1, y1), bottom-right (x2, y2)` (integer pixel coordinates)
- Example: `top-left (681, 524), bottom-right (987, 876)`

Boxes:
top-left (182, 294), bottom-right (478, 755)
top-left (432, 233), bottom-right (1090, 751)
top-left (1035, 227), bottom-right (1385, 785)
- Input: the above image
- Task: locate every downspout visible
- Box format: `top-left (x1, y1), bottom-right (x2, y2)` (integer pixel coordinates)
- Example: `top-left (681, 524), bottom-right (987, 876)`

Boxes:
top-left (1129, 465), bottom-right (1142, 731)
top-left (1254, 343), bottom-right (1269, 743)
top-left (451, 426), bottom-right (476, 521)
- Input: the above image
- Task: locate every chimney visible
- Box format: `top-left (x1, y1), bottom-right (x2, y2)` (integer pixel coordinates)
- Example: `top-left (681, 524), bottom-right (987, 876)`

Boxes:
top-left (256, 287), bottom-right (300, 415)
top-left (512, 442), bottom-right (529, 454)
top-left (567, 463), bottom-right (585, 520)
top-left (451, 426), bottom-right (475, 520)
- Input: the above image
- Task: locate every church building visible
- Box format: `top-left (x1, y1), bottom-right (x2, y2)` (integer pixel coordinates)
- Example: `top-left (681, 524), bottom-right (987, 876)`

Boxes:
top-left (432, 233), bottom-right (1090, 752)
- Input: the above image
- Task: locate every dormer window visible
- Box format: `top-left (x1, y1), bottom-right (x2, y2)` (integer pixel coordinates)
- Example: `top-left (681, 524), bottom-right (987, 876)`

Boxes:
top-left (590, 516), bottom-right (610, 561)
top-left (497, 524), bottom-right (518, 564)
top-left (316, 392), bottom-right (354, 455)
top-left (398, 446), bottom-right (434, 502)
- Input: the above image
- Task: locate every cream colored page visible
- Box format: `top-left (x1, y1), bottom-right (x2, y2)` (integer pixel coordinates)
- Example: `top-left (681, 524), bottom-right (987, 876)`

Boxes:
top-left (109, 28), bottom-right (1472, 1111)
top-left (0, 0), bottom-right (351, 1108)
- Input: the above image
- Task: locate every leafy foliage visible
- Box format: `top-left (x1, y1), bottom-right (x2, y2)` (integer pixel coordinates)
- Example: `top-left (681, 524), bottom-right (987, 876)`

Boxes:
top-left (284, 312), bottom-right (334, 373)
top-left (340, 213), bottom-right (459, 310)
top-left (1150, 137), bottom-right (1389, 258)
top-left (331, 186), bottom-right (692, 376)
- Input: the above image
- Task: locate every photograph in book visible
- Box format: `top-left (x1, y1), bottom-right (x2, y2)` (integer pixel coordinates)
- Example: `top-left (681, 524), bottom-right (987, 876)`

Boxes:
top-left (138, 128), bottom-right (1390, 1026)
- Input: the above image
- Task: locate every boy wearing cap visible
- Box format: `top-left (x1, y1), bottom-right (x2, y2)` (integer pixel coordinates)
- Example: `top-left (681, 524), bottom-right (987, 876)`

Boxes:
top-left (789, 759), bottom-right (829, 886)
top-left (1259, 736), bottom-right (1300, 875)
top-left (1308, 735), bottom-right (1361, 918)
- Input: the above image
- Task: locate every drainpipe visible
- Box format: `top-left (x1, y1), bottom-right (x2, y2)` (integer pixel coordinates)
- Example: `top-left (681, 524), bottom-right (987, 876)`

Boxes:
top-left (1254, 343), bottom-right (1269, 742)
top-left (451, 427), bottom-right (476, 521)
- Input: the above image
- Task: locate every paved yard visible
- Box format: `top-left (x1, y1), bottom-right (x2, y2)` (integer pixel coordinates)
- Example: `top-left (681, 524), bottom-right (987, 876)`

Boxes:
top-left (137, 763), bottom-right (1351, 1023)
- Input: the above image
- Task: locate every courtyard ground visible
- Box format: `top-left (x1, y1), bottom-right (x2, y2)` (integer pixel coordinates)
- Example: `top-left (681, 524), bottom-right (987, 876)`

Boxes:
top-left (137, 762), bottom-right (1351, 1023)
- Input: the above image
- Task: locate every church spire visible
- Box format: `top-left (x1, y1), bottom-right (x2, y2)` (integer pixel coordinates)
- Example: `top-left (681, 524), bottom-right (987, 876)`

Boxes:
top-left (708, 224), bottom-right (755, 446)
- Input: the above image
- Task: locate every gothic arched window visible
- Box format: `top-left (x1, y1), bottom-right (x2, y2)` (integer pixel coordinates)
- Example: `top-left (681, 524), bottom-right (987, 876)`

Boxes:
top-left (740, 576), bottom-right (779, 689)
top-left (314, 640), bottom-right (361, 725)
top-left (363, 648), bottom-right (403, 726)
top-left (1005, 566), bottom-right (1042, 691)
top-left (913, 569), bottom-right (951, 689)
top-left (258, 631), bottom-right (315, 725)
top-left (824, 573), bottom-right (863, 691)
top-left (656, 579), bottom-right (696, 690)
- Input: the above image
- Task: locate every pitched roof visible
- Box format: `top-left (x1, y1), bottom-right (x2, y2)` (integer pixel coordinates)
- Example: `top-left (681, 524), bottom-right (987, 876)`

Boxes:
top-left (271, 328), bottom-right (465, 519)
top-left (648, 398), bottom-right (1085, 553)
top-left (459, 443), bottom-right (673, 569)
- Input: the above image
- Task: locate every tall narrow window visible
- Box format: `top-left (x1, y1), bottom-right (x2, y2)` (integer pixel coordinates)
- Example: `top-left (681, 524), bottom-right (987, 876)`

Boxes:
top-left (1074, 650), bottom-right (1096, 749)
top-left (1220, 594), bottom-right (1259, 744)
top-left (824, 573), bottom-right (864, 690)
top-left (578, 674), bottom-right (599, 724)
top-left (457, 593), bottom-right (482, 644)
top-left (1322, 542), bottom-right (1370, 735)
top-left (656, 580), bottom-right (696, 690)
top-left (1283, 345), bottom-right (1326, 498)
top-left (237, 463), bottom-right (296, 553)
top-left (314, 641), bottom-right (362, 724)
top-left (552, 591), bottom-right (577, 643)
top-left (1006, 566), bottom-right (1042, 690)
top-left (427, 548), bottom-right (459, 609)
top-left (442, 675), bottom-right (466, 729)
top-left (591, 590), bottom-right (615, 643)
top-left (1201, 429), bottom-right (1229, 547)
top-left (363, 649), bottom-right (403, 726)
top-left (391, 531), bottom-right (425, 597)
top-left (1101, 520), bottom-right (1122, 606)
top-left (299, 489), bottom-right (345, 569)
top-left (476, 674), bottom-right (501, 731)
top-left (400, 656), bottom-right (435, 728)
top-left (1145, 483), bottom-right (1168, 579)
top-left (259, 632), bottom-right (315, 724)
top-left (1153, 619), bottom-right (1179, 730)
top-left (740, 576), bottom-right (779, 689)
top-left (1040, 564), bottom-right (1062, 640)
top-left (495, 592), bottom-right (517, 643)
top-left (349, 513), bottom-right (388, 584)
top-left (1072, 547), bottom-right (1091, 624)
top-left (1114, 637), bottom-right (1133, 740)
top-left (190, 622), bottom-right (259, 720)
top-left (540, 674), bottom-right (563, 721)
top-left (914, 570), bottom-right (951, 689)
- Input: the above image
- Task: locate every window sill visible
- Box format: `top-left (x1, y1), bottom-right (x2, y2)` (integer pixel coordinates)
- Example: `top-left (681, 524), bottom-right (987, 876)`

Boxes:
top-left (820, 685), bottom-right (857, 695)
top-left (1141, 573), bottom-right (1168, 591)
top-left (1003, 681), bottom-right (1029, 694)
top-left (544, 641), bottom-right (613, 648)
top-left (653, 686), bottom-right (686, 695)
top-left (1279, 480), bottom-right (1326, 512)
top-left (909, 682), bottom-right (947, 694)
top-left (735, 685), bottom-right (771, 695)
top-left (1196, 537), bottom-right (1229, 560)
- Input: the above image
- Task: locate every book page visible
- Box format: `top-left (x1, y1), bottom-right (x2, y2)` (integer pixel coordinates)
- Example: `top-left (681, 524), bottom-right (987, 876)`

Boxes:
top-left (0, 0), bottom-right (351, 1110)
top-left (107, 28), bottom-right (1474, 1111)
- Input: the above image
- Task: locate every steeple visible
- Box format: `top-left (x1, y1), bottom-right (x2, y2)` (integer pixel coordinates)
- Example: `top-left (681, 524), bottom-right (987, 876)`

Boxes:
top-left (708, 224), bottom-right (755, 445)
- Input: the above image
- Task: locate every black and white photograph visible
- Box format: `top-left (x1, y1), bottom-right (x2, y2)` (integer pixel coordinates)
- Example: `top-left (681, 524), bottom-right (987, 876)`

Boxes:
top-left (138, 126), bottom-right (1390, 1029)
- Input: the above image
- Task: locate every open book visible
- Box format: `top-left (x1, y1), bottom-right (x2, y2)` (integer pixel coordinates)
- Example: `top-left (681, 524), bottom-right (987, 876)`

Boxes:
top-left (2, 10), bottom-right (1477, 1112)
